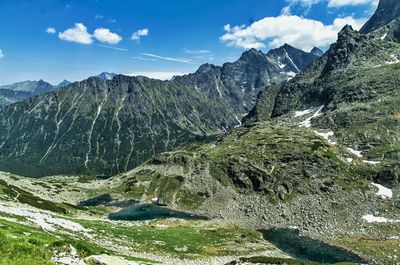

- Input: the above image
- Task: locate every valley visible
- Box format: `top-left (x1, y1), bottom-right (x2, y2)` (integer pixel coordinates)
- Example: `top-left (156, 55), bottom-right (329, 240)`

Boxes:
top-left (0, 0), bottom-right (399, 264)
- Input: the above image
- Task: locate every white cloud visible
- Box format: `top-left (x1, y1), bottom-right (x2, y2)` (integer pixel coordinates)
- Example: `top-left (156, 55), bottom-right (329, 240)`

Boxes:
top-left (127, 71), bottom-right (189, 80)
top-left (46, 27), bottom-right (56, 34)
top-left (93, 28), bottom-right (122, 44)
top-left (281, 0), bottom-right (377, 14)
top-left (131, 28), bottom-right (149, 41)
top-left (220, 15), bottom-right (367, 51)
top-left (184, 49), bottom-right (212, 55)
top-left (95, 14), bottom-right (104, 20)
top-left (139, 53), bottom-right (193, 64)
top-left (328, 0), bottom-right (378, 7)
top-left (0, 49), bottom-right (4, 59)
top-left (58, 23), bottom-right (93, 44)
top-left (281, 0), bottom-right (320, 15)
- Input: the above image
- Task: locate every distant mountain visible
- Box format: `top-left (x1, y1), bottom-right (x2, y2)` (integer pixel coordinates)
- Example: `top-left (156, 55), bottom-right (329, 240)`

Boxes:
top-left (0, 44), bottom-right (320, 177)
top-left (56, 80), bottom-right (72, 88)
top-left (0, 75), bottom-right (239, 177)
top-left (174, 44), bottom-right (320, 115)
top-left (360, 0), bottom-right (400, 34)
top-left (0, 80), bottom-right (54, 94)
top-left (310, 47), bottom-right (324, 57)
top-left (0, 80), bottom-right (56, 107)
top-left (97, 72), bottom-right (117, 81)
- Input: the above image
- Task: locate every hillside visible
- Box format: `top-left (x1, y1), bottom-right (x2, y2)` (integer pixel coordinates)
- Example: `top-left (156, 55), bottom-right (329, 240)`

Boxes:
top-left (0, 45), bottom-right (319, 177)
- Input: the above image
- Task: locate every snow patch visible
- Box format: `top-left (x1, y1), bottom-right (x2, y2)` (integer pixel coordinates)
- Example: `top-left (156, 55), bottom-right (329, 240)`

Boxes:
top-left (286, 71), bottom-right (296, 77)
top-left (314, 131), bottom-right (336, 145)
top-left (363, 160), bottom-right (381, 165)
top-left (347, 147), bottom-right (363, 158)
top-left (381, 33), bottom-right (388, 40)
top-left (215, 80), bottom-right (222, 97)
top-left (371, 182), bottom-right (393, 199)
top-left (362, 214), bottom-right (399, 223)
top-left (299, 105), bottom-right (324, 128)
top-left (294, 108), bottom-right (313, 117)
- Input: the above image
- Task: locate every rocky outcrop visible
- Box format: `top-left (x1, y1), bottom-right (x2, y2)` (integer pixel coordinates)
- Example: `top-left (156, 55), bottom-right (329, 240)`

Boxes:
top-left (174, 44), bottom-right (320, 114)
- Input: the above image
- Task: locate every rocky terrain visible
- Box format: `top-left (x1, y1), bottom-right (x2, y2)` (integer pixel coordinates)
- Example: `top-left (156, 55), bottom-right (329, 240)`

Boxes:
top-left (0, 80), bottom-right (56, 107)
top-left (174, 44), bottom-right (320, 114)
top-left (0, 0), bottom-right (398, 264)
top-left (0, 45), bottom-right (320, 177)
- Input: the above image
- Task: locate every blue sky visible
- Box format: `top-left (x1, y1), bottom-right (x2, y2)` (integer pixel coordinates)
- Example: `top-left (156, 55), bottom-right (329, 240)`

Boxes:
top-left (0, 0), bottom-right (377, 85)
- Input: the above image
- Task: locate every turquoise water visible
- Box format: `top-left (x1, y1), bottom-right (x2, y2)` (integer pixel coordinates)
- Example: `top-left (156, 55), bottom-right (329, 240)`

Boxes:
top-left (108, 203), bottom-right (208, 221)
top-left (261, 228), bottom-right (367, 264)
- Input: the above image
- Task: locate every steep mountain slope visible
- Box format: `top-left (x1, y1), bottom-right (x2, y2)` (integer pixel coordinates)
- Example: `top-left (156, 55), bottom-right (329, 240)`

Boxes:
top-left (0, 80), bottom-right (56, 107)
top-left (102, 0), bottom-right (400, 249)
top-left (245, 24), bottom-right (400, 188)
top-left (360, 0), bottom-right (400, 34)
top-left (0, 75), bottom-right (238, 177)
top-left (0, 45), bottom-right (319, 177)
top-left (174, 44), bottom-right (320, 114)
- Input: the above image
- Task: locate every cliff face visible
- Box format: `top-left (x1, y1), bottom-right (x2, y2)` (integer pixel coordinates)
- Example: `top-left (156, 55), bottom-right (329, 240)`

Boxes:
top-left (360, 0), bottom-right (400, 34)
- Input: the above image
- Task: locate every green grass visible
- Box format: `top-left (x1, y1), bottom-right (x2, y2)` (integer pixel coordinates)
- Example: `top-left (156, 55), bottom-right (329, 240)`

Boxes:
top-left (0, 218), bottom-right (108, 265)
top-left (78, 219), bottom-right (268, 259)
top-left (0, 179), bottom-right (70, 214)
top-left (334, 232), bottom-right (400, 265)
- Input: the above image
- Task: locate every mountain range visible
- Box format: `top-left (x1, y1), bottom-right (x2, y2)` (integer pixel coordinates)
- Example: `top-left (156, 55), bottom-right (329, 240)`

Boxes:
top-left (0, 44), bottom-right (320, 177)
top-left (0, 72), bottom-right (119, 108)
top-left (0, 0), bottom-right (399, 264)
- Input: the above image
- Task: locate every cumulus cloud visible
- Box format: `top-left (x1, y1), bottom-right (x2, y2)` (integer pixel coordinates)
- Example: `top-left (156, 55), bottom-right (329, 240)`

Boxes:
top-left (46, 27), bottom-right (56, 34)
top-left (58, 23), bottom-right (93, 44)
top-left (58, 24), bottom-right (123, 46)
top-left (0, 49), bottom-right (4, 58)
top-left (131, 28), bottom-right (149, 41)
top-left (220, 15), bottom-right (367, 51)
top-left (93, 28), bottom-right (122, 44)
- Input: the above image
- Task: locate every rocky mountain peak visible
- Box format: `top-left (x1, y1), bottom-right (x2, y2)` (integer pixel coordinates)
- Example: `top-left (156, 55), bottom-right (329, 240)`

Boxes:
top-left (322, 25), bottom-right (369, 74)
top-left (238, 48), bottom-right (266, 62)
top-left (196, 63), bottom-right (219, 73)
top-left (360, 0), bottom-right (400, 34)
top-left (310, 47), bottom-right (324, 57)
top-left (56, 80), bottom-right (71, 88)
top-left (97, 72), bottom-right (117, 81)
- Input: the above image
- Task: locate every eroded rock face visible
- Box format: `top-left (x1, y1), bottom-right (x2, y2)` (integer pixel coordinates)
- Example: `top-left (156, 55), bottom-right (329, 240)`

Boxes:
top-left (0, 75), bottom-right (237, 177)
top-left (174, 45), bottom-right (320, 115)
top-left (0, 44), bottom-right (320, 177)
top-left (360, 0), bottom-right (400, 34)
